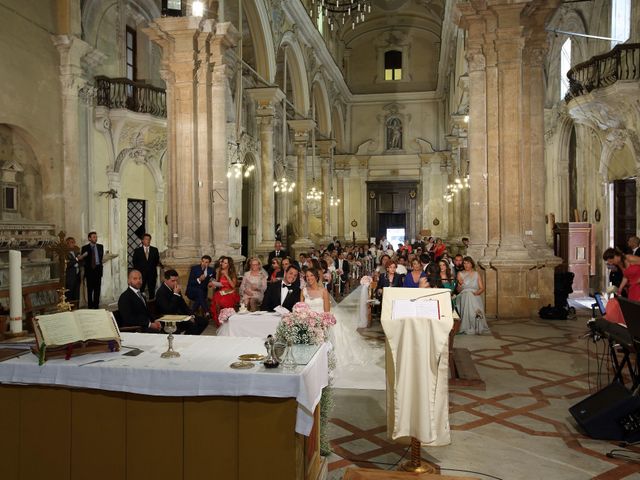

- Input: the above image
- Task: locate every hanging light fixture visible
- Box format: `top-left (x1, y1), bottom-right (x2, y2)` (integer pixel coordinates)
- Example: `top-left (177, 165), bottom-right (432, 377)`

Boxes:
top-left (443, 174), bottom-right (470, 203)
top-left (226, 0), bottom-right (254, 180)
top-left (328, 140), bottom-right (340, 206)
top-left (311, 0), bottom-right (372, 31)
top-left (274, 177), bottom-right (296, 194)
top-left (306, 98), bottom-right (323, 201)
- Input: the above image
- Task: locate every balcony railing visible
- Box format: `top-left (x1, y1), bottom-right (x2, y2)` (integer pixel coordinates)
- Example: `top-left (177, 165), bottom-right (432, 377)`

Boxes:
top-left (565, 43), bottom-right (640, 102)
top-left (95, 76), bottom-right (166, 118)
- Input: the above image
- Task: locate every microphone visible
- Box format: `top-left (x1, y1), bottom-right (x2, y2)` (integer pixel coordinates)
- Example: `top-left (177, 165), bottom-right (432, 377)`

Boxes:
top-left (409, 291), bottom-right (448, 302)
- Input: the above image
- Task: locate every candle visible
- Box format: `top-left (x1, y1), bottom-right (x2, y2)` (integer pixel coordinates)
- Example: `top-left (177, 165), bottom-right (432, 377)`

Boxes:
top-left (9, 250), bottom-right (23, 333)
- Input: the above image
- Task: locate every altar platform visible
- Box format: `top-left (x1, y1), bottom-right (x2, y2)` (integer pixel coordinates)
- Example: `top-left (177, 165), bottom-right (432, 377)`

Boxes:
top-left (0, 333), bottom-right (328, 480)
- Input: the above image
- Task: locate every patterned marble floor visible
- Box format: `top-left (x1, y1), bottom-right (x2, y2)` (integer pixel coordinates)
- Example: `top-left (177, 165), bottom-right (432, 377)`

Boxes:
top-left (326, 311), bottom-right (640, 479)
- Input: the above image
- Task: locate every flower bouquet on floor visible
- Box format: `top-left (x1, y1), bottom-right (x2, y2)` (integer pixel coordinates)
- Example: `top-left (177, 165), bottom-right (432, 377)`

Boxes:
top-left (275, 302), bottom-right (336, 456)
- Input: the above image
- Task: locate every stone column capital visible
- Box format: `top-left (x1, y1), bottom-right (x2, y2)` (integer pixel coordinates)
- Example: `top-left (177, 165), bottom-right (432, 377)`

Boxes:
top-left (247, 87), bottom-right (286, 117)
top-left (288, 119), bottom-right (316, 142)
top-left (316, 139), bottom-right (336, 156)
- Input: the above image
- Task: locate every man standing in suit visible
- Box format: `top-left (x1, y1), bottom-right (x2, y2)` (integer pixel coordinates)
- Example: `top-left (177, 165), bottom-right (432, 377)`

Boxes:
top-left (335, 251), bottom-right (350, 295)
top-left (155, 269), bottom-right (208, 335)
top-left (267, 240), bottom-right (288, 265)
top-left (261, 265), bottom-right (300, 312)
top-left (132, 233), bottom-right (162, 299)
top-left (118, 270), bottom-right (162, 332)
top-left (64, 236), bottom-right (81, 304)
top-left (628, 236), bottom-right (640, 256)
top-left (186, 255), bottom-right (215, 315)
top-left (81, 231), bottom-right (104, 309)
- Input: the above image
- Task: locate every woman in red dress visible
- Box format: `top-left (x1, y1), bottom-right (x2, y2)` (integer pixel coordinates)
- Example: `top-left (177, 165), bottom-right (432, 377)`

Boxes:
top-left (210, 256), bottom-right (240, 327)
top-left (602, 248), bottom-right (640, 324)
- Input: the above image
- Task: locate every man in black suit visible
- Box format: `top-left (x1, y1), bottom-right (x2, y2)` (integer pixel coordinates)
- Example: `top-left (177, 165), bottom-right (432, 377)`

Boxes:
top-left (261, 265), bottom-right (300, 312)
top-left (186, 255), bottom-right (215, 314)
top-left (64, 236), bottom-right (81, 304)
top-left (335, 251), bottom-right (350, 282)
top-left (267, 240), bottom-right (288, 266)
top-left (155, 269), bottom-right (208, 335)
top-left (118, 270), bottom-right (162, 332)
top-left (132, 233), bottom-right (162, 299)
top-left (628, 236), bottom-right (640, 256)
top-left (81, 231), bottom-right (104, 309)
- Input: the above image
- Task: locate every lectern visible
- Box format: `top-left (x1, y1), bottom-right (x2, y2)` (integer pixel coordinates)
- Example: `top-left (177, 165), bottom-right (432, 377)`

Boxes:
top-left (380, 287), bottom-right (454, 472)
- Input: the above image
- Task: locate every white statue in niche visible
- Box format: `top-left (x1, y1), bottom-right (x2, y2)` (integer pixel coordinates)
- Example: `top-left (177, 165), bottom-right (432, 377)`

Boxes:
top-left (386, 117), bottom-right (402, 150)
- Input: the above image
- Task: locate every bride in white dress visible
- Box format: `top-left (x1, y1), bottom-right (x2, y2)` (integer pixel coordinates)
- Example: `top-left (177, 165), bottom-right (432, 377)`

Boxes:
top-left (302, 268), bottom-right (385, 389)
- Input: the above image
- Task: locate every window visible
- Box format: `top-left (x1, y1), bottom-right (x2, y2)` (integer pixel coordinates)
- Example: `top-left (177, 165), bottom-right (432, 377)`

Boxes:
top-left (560, 38), bottom-right (571, 100)
top-left (3, 186), bottom-right (17, 211)
top-left (384, 50), bottom-right (402, 81)
top-left (316, 7), bottom-right (324, 36)
top-left (611, 0), bottom-right (630, 48)
top-left (126, 26), bottom-right (137, 81)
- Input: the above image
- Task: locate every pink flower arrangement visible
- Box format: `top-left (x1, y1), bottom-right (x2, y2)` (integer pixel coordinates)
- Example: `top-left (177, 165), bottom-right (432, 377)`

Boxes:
top-left (276, 302), bottom-right (336, 345)
top-left (360, 275), bottom-right (372, 286)
top-left (218, 307), bottom-right (236, 324)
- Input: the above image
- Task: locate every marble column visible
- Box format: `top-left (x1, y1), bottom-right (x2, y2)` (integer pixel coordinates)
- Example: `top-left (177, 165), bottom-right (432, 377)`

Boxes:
top-left (316, 139), bottom-right (336, 242)
top-left (52, 35), bottom-right (102, 237)
top-left (336, 171), bottom-right (345, 240)
top-left (456, 0), bottom-right (561, 318)
top-left (288, 119), bottom-right (316, 254)
top-left (145, 17), bottom-right (239, 274)
top-left (247, 87), bottom-right (285, 255)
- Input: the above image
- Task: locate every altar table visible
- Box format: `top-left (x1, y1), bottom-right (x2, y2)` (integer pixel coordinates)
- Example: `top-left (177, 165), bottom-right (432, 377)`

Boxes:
top-left (216, 311), bottom-right (282, 338)
top-left (0, 333), bottom-right (328, 480)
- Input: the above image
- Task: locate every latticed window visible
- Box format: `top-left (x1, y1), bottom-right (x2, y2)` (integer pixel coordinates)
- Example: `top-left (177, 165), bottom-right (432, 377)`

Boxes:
top-left (384, 50), bottom-right (402, 81)
top-left (127, 199), bottom-right (145, 268)
top-left (126, 26), bottom-right (137, 81)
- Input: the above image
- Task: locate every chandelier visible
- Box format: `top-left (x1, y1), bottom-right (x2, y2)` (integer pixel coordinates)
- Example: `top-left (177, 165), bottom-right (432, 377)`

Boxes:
top-left (226, 142), bottom-right (255, 179)
top-left (329, 194), bottom-right (341, 206)
top-left (306, 184), bottom-right (323, 201)
top-left (444, 175), bottom-right (469, 203)
top-left (311, 0), bottom-right (372, 31)
top-left (274, 177), bottom-right (295, 193)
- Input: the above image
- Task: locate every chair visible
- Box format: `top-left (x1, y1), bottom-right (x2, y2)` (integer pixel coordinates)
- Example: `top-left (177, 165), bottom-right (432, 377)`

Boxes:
top-left (112, 310), bottom-right (142, 333)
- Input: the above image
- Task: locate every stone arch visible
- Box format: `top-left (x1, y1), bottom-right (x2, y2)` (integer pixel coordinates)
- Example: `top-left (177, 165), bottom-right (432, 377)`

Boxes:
top-left (277, 33), bottom-right (310, 116)
top-left (311, 75), bottom-right (332, 137)
top-left (243, 0), bottom-right (276, 84)
top-left (0, 123), bottom-right (45, 222)
top-left (599, 131), bottom-right (638, 181)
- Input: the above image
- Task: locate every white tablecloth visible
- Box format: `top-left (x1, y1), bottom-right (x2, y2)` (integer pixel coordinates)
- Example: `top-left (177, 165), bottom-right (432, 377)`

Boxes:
top-left (217, 312), bottom-right (282, 338)
top-left (0, 333), bottom-right (328, 436)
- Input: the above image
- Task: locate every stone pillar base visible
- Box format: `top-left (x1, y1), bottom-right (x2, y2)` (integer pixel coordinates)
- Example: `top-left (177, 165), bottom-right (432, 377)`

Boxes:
top-left (480, 255), bottom-right (562, 318)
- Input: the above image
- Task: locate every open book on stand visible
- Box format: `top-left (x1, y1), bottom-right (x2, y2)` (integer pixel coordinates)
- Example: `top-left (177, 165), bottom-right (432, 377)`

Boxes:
top-left (32, 309), bottom-right (121, 363)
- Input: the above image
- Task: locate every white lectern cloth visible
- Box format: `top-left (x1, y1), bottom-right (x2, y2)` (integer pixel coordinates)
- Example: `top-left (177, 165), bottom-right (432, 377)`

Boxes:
top-left (381, 288), bottom-right (453, 445)
top-left (0, 333), bottom-right (328, 436)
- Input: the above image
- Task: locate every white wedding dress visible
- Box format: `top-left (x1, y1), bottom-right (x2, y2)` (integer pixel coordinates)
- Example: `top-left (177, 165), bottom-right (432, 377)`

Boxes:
top-left (305, 286), bottom-right (385, 390)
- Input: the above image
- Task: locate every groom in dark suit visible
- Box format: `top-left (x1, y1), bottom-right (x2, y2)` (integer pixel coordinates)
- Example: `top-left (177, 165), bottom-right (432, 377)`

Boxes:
top-left (132, 233), bottom-right (162, 299)
top-left (261, 265), bottom-right (300, 312)
top-left (80, 231), bottom-right (104, 309)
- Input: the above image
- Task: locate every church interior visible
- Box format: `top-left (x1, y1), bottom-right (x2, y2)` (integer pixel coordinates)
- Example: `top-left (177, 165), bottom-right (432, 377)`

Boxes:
top-left (2, 0), bottom-right (640, 478)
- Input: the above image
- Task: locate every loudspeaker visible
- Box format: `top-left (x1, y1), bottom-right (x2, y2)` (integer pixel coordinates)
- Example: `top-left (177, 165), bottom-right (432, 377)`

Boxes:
top-left (570, 382), bottom-right (640, 441)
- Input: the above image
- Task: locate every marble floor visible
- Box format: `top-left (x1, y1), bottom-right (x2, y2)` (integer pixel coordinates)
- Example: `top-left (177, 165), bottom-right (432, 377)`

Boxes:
top-left (325, 306), bottom-right (640, 479)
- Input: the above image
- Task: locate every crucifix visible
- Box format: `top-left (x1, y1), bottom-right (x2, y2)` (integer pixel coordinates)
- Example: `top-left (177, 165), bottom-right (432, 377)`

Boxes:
top-left (45, 231), bottom-right (78, 312)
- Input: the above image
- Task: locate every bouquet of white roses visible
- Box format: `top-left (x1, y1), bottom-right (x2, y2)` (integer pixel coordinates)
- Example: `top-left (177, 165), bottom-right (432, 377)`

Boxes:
top-left (275, 302), bottom-right (336, 345)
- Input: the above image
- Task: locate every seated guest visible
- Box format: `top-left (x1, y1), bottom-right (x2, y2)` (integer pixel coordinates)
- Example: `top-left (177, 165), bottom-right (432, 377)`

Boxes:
top-left (269, 257), bottom-right (283, 282)
top-left (210, 256), bottom-right (240, 326)
top-left (456, 256), bottom-right (490, 334)
top-left (261, 265), bottom-right (301, 312)
top-left (118, 269), bottom-right (162, 332)
top-left (186, 255), bottom-right (215, 315)
top-left (376, 260), bottom-right (404, 300)
top-left (239, 257), bottom-right (268, 311)
top-left (396, 256), bottom-right (408, 275)
top-left (155, 269), bottom-right (208, 335)
top-left (403, 258), bottom-right (426, 288)
top-left (432, 238), bottom-right (447, 261)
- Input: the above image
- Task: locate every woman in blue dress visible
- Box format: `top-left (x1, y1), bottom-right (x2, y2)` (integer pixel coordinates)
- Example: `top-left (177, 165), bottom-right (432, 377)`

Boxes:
top-left (403, 258), bottom-right (427, 288)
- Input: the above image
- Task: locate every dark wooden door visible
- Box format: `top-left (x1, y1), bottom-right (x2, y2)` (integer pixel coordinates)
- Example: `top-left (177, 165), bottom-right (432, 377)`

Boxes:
top-left (613, 179), bottom-right (636, 251)
top-left (367, 181), bottom-right (417, 242)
